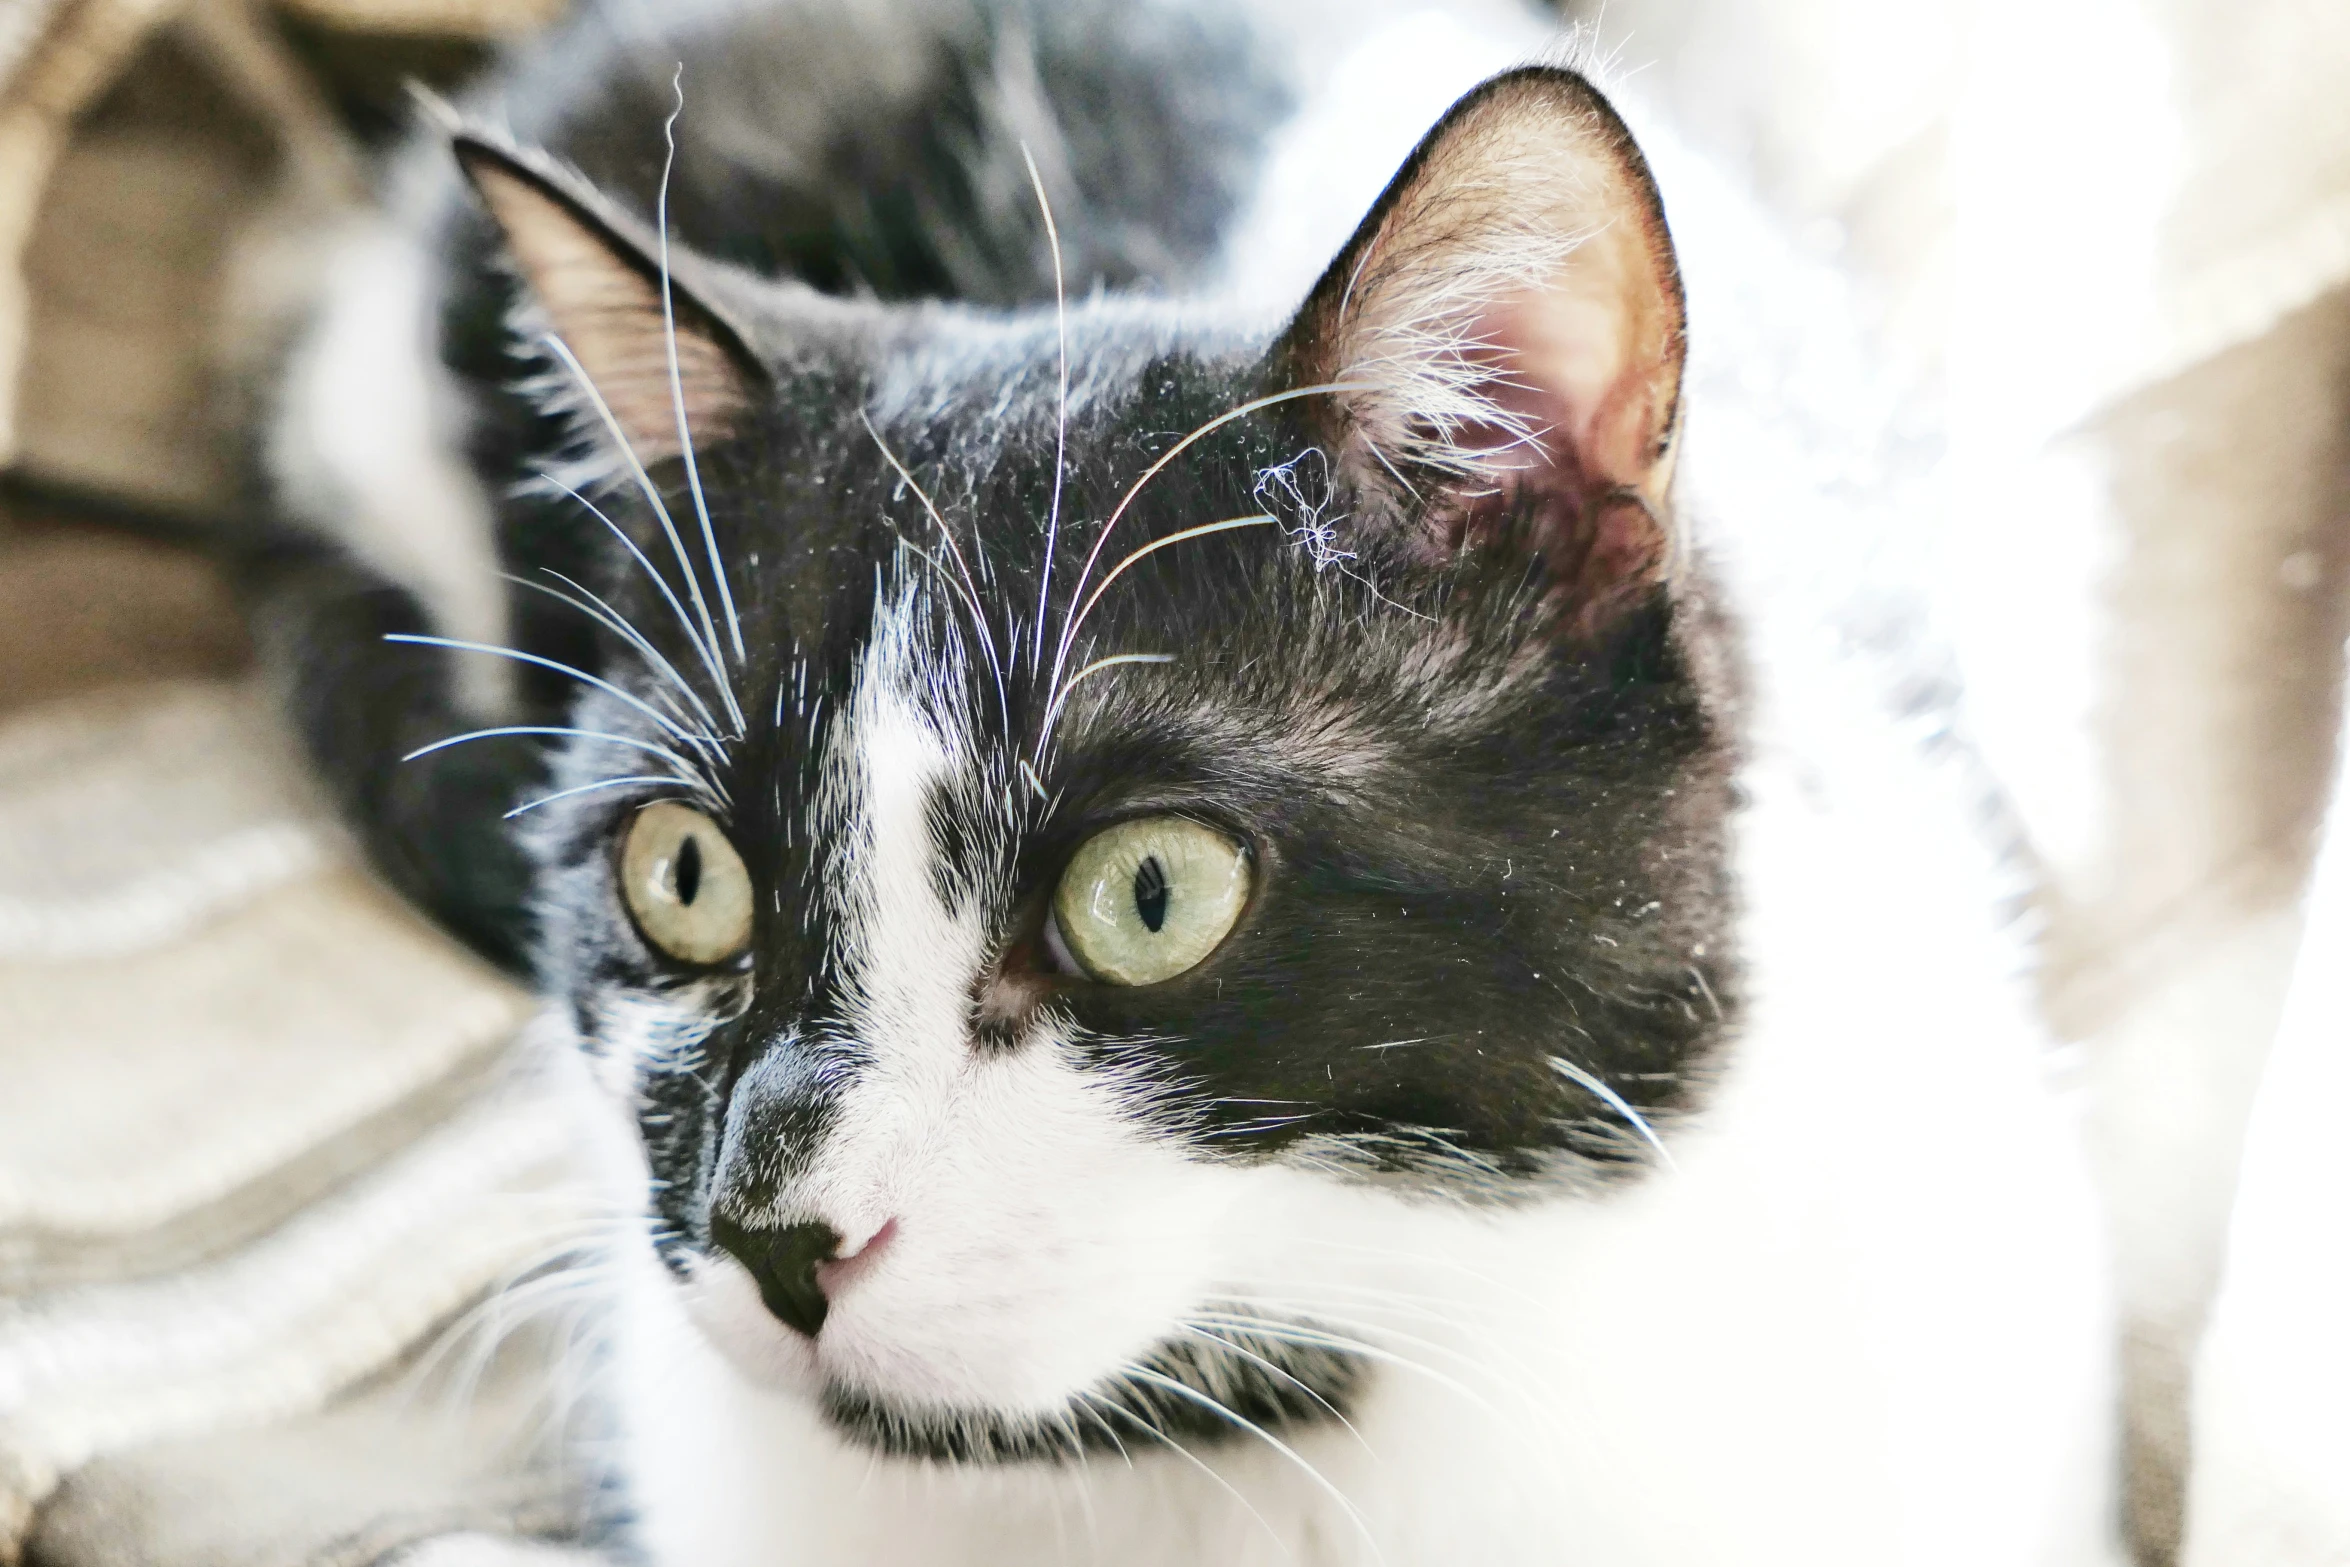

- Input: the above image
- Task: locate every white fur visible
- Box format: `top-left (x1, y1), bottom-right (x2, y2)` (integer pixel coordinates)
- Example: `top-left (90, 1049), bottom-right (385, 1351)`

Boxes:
top-left (269, 220), bottom-right (513, 717)
top-left (598, 706), bottom-right (2123, 1563)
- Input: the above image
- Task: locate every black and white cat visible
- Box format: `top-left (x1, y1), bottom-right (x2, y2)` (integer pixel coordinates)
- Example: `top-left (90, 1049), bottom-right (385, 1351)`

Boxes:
top-left (257, 0), bottom-right (2126, 1561)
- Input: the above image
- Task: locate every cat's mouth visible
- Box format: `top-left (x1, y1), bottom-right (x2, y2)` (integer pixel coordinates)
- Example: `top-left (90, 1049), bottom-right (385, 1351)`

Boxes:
top-left (675, 1251), bottom-right (1369, 1463)
top-left (816, 1314), bottom-right (1367, 1464)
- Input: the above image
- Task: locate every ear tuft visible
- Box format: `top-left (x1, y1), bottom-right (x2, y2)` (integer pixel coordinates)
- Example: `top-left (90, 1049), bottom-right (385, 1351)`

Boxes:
top-left (1275, 68), bottom-right (1686, 627)
top-left (452, 135), bottom-right (759, 468)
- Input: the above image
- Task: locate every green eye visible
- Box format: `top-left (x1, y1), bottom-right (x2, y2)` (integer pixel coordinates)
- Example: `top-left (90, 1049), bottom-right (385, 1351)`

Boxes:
top-left (1050, 816), bottom-right (1250, 986)
top-left (620, 801), bottom-right (754, 965)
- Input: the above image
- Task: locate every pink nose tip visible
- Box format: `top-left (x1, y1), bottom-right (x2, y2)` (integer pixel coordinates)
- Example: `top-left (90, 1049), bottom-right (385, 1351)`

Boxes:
top-left (815, 1216), bottom-right (898, 1299)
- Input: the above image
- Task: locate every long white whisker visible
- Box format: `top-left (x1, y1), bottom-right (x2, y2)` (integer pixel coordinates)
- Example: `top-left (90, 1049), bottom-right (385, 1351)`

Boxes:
top-left (504, 773), bottom-right (696, 819)
top-left (536, 571), bottom-right (718, 731)
top-left (503, 570), bottom-right (722, 738)
top-left (1021, 142), bottom-right (1069, 673)
top-left (1055, 1406), bottom-right (1105, 1548)
top-left (1118, 1363), bottom-right (1380, 1560)
top-left (1035, 652), bottom-right (1171, 752)
top-left (857, 409), bottom-right (1010, 731)
top-left (1045, 514), bottom-right (1274, 740)
top-left (403, 725), bottom-right (699, 775)
top-left (383, 633), bottom-right (721, 757)
top-left (1069, 1392), bottom-right (1136, 1465)
top-left (1186, 1310), bottom-right (1517, 1427)
top-left (538, 474), bottom-right (730, 720)
top-left (1073, 1390), bottom-right (1285, 1556)
top-left (1547, 1055), bottom-right (1676, 1169)
top-left (1175, 1322), bottom-right (1372, 1455)
top-left (541, 334), bottom-right (740, 735)
top-left (1048, 380), bottom-right (1370, 702)
top-left (656, 69), bottom-right (747, 679)
top-left (1198, 1295), bottom-right (1566, 1445)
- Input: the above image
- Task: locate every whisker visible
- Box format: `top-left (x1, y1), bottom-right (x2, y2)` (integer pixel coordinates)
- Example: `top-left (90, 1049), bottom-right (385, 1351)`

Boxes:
top-left (504, 570), bottom-right (722, 739)
top-left (1048, 380), bottom-right (1370, 703)
top-left (535, 570), bottom-right (716, 732)
top-left (858, 409), bottom-right (1010, 732)
top-left (1117, 1362), bottom-right (1380, 1560)
top-left (1184, 1306), bottom-right (1513, 1428)
top-left (1035, 652), bottom-right (1172, 752)
top-left (1175, 1321), bottom-right (1372, 1455)
top-left (656, 69), bottom-right (747, 674)
top-left (541, 334), bottom-right (743, 736)
top-left (504, 773), bottom-right (699, 819)
top-left (1069, 1392), bottom-right (1136, 1466)
top-left (1053, 1405), bottom-right (1104, 1548)
top-left (1044, 514), bottom-right (1274, 743)
top-left (1186, 1309), bottom-right (1521, 1429)
top-left (402, 724), bottom-right (702, 777)
top-left (384, 632), bottom-right (724, 757)
top-left (1546, 1056), bottom-right (1675, 1170)
top-left (536, 474), bottom-right (731, 725)
top-left (1073, 1389), bottom-right (1285, 1556)
top-left (1020, 141), bottom-right (1069, 672)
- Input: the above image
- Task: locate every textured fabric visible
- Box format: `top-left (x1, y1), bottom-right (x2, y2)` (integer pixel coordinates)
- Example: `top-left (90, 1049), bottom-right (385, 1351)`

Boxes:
top-left (0, 671), bottom-right (604, 1566)
top-left (0, 0), bottom-right (603, 1558)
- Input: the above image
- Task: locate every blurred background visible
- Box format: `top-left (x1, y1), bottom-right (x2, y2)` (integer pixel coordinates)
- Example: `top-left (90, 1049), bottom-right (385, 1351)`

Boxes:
top-left (0, 1), bottom-right (2344, 1564)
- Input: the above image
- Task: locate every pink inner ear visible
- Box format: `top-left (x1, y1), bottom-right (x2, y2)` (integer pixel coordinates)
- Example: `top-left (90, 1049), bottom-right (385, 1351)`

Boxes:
top-left (1489, 290), bottom-right (1656, 490)
top-left (1427, 283), bottom-right (1673, 628)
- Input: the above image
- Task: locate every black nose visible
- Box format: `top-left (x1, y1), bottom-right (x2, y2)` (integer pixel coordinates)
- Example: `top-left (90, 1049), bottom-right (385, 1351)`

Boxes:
top-left (710, 1216), bottom-right (842, 1337)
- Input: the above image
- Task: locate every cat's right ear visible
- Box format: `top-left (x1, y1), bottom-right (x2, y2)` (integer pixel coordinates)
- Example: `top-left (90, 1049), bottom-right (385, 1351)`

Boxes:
top-left (452, 135), bottom-right (761, 464)
top-left (1270, 68), bottom-right (1686, 633)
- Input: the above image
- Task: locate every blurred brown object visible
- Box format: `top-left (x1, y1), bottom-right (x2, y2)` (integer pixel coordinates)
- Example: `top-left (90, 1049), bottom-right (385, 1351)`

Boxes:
top-left (277, 0), bottom-right (564, 36)
top-left (0, 505), bottom-right (250, 711)
top-left (0, 0), bottom-right (563, 526)
top-left (1, 0), bottom-right (343, 519)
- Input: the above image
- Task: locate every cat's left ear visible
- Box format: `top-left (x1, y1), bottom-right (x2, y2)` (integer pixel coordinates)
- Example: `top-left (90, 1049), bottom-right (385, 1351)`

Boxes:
top-left (1271, 68), bottom-right (1685, 626)
top-left (453, 134), bottom-right (763, 463)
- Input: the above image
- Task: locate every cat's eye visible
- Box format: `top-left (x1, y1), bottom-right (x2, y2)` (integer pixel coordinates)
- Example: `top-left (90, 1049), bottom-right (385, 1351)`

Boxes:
top-left (619, 801), bottom-right (754, 966)
top-left (1048, 816), bottom-right (1250, 986)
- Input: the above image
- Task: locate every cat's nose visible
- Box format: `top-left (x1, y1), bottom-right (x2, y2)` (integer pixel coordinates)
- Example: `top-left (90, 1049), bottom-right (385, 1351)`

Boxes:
top-left (710, 1216), bottom-right (842, 1337)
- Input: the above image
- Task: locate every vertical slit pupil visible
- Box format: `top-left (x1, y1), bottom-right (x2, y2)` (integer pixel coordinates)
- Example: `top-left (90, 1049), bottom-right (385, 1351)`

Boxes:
top-left (676, 833), bottom-right (703, 906)
top-left (1133, 855), bottom-right (1169, 932)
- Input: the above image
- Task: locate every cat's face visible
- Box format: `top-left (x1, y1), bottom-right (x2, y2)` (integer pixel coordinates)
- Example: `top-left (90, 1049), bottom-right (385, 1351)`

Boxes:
top-left (471, 68), bottom-right (1735, 1458)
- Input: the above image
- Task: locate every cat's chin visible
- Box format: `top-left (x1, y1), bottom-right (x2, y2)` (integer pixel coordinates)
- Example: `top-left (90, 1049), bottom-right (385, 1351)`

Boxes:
top-left (813, 1318), bottom-right (1369, 1465)
top-left (672, 1253), bottom-right (1366, 1464)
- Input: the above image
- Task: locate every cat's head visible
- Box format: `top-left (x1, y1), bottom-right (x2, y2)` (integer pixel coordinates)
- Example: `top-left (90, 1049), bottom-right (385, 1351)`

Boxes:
top-left (464, 67), bottom-right (1734, 1459)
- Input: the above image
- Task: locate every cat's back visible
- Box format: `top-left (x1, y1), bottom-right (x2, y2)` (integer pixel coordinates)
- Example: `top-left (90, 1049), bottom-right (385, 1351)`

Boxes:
top-left (447, 0), bottom-right (1292, 309)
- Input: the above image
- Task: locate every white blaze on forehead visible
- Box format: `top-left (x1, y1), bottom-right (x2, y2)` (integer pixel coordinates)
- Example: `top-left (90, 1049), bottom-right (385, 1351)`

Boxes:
top-left (812, 598), bottom-right (988, 1072)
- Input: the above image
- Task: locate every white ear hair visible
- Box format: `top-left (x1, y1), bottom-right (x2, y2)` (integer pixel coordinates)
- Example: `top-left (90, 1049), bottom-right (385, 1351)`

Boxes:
top-left (1278, 67), bottom-right (1686, 600)
top-left (1323, 177), bottom-right (1588, 481)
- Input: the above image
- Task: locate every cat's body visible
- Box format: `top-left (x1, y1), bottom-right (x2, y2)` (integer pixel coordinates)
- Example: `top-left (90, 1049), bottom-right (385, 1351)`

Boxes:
top-left (258, 2), bottom-right (2125, 1562)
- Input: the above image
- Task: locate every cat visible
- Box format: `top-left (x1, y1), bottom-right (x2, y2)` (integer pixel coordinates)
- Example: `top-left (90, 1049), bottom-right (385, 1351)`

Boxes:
top-left (252, 0), bottom-right (2128, 1561)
